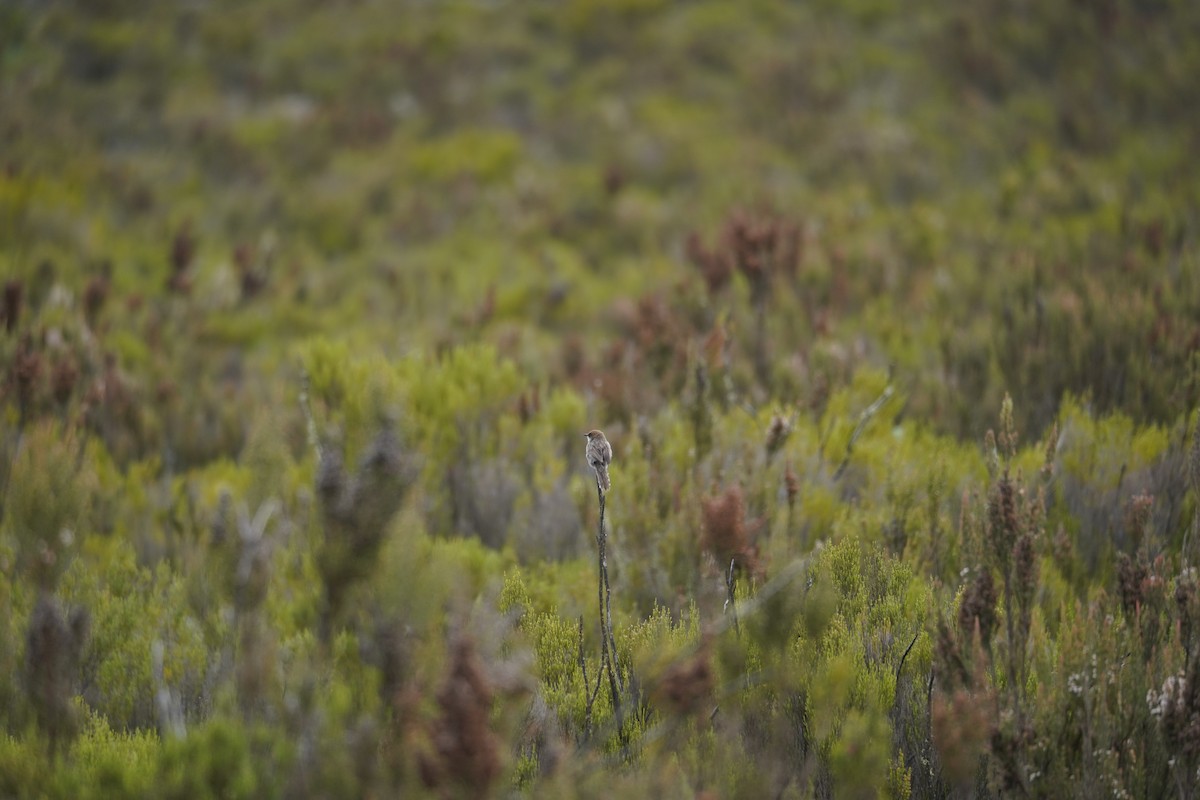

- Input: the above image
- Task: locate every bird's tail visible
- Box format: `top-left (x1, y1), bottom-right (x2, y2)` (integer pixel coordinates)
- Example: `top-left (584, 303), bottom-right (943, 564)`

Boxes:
top-left (596, 464), bottom-right (610, 494)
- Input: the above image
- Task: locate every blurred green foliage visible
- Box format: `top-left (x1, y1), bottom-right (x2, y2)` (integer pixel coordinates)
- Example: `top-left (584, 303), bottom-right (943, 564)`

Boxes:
top-left (1, 0), bottom-right (1199, 797)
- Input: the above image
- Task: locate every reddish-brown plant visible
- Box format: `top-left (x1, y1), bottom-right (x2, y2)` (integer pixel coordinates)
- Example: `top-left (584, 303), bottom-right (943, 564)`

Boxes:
top-left (701, 485), bottom-right (761, 577)
top-left (420, 635), bottom-right (500, 798)
top-left (765, 412), bottom-right (792, 458)
top-left (784, 460), bottom-right (800, 512)
top-left (51, 357), bottom-right (78, 408)
top-left (685, 230), bottom-right (734, 295)
top-left (931, 687), bottom-right (992, 790)
top-left (958, 569), bottom-right (998, 648)
top-left (83, 274), bottom-right (109, 328)
top-left (12, 333), bottom-right (42, 419)
top-left (652, 641), bottom-right (715, 718)
top-left (3, 279), bottom-right (23, 334)
top-left (1117, 553), bottom-right (1148, 618)
top-left (168, 222), bottom-right (195, 293)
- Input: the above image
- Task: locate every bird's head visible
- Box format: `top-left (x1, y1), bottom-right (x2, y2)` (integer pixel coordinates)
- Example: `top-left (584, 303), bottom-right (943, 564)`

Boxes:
top-left (585, 430), bottom-right (603, 440)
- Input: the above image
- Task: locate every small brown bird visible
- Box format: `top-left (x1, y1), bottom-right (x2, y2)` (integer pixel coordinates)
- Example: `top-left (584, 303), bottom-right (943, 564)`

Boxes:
top-left (585, 430), bottom-right (612, 494)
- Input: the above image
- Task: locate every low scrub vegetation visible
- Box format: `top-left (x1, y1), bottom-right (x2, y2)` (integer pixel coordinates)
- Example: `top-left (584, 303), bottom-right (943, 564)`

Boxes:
top-left (2, 0), bottom-right (1199, 797)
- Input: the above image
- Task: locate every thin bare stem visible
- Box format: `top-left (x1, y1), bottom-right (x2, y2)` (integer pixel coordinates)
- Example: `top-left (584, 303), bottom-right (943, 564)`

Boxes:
top-left (833, 383), bottom-right (894, 481)
top-left (578, 615), bottom-right (595, 738)
top-left (595, 486), bottom-right (624, 734)
top-left (599, 487), bottom-right (622, 689)
top-left (724, 558), bottom-right (741, 635)
top-left (895, 631), bottom-right (920, 683)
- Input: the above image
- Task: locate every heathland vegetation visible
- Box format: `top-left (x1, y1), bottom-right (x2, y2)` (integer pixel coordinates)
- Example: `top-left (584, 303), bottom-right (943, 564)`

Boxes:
top-left (2, 1), bottom-right (1200, 797)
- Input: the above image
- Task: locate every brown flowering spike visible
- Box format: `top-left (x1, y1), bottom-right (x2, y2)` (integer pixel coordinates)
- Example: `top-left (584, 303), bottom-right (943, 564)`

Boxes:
top-left (1013, 533), bottom-right (1037, 609)
top-left (171, 223), bottom-right (195, 273)
top-left (986, 474), bottom-right (1018, 573)
top-left (701, 485), bottom-right (761, 577)
top-left (3, 279), bottom-right (22, 334)
top-left (685, 230), bottom-right (734, 295)
top-left (932, 687), bottom-right (992, 790)
top-left (727, 212), bottom-right (768, 299)
top-left (13, 333), bottom-right (42, 418)
top-left (423, 635), bottom-right (500, 797)
top-left (51, 357), bottom-right (78, 407)
top-left (633, 293), bottom-right (680, 352)
top-left (738, 212), bottom-right (800, 293)
top-left (958, 569), bottom-right (998, 647)
top-left (82, 275), bottom-right (109, 327)
top-left (1116, 553), bottom-right (1147, 618)
top-left (168, 222), bottom-right (195, 293)
top-left (765, 412), bottom-right (792, 458)
top-left (784, 460), bottom-right (800, 512)
top-left (233, 243), bottom-right (268, 300)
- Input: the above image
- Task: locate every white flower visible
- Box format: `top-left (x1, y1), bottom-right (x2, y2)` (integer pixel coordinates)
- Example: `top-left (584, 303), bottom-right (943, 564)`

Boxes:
top-left (1148, 672), bottom-right (1187, 719)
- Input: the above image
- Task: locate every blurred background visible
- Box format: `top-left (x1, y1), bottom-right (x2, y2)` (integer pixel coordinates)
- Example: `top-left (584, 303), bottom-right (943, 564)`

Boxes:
top-left (2, 2), bottom-right (1200, 798)
top-left (3, 0), bottom-right (1198, 442)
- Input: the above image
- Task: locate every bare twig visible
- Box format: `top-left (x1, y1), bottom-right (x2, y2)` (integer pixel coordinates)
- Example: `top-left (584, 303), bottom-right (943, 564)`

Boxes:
top-left (833, 383), bottom-right (894, 481)
top-left (895, 631), bottom-right (920, 683)
top-left (599, 486), bottom-right (622, 689)
top-left (724, 558), bottom-right (741, 635)
top-left (594, 483), bottom-right (624, 740)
